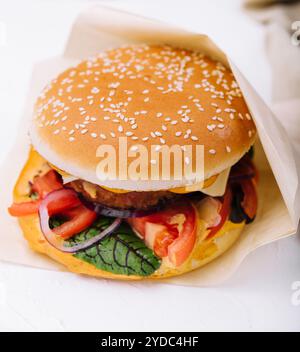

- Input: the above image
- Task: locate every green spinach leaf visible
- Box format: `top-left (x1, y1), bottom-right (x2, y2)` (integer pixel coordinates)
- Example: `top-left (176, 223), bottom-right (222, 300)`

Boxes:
top-left (51, 217), bottom-right (161, 277)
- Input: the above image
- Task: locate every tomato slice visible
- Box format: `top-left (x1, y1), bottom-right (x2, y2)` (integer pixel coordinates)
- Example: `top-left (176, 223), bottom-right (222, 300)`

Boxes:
top-left (240, 179), bottom-right (257, 220)
top-left (229, 155), bottom-right (258, 222)
top-left (129, 203), bottom-right (197, 267)
top-left (32, 170), bottom-right (63, 198)
top-left (10, 170), bottom-right (97, 240)
top-left (9, 170), bottom-right (64, 217)
top-left (8, 200), bottom-right (41, 217)
top-left (39, 188), bottom-right (97, 240)
top-left (230, 155), bottom-right (258, 183)
top-left (167, 205), bottom-right (197, 267)
top-left (46, 189), bottom-right (81, 216)
top-left (53, 205), bottom-right (97, 240)
top-left (206, 188), bottom-right (232, 239)
top-left (39, 189), bottom-right (100, 249)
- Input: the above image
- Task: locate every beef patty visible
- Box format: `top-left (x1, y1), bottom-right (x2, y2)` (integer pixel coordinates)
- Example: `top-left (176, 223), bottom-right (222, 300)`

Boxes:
top-left (69, 180), bottom-right (179, 210)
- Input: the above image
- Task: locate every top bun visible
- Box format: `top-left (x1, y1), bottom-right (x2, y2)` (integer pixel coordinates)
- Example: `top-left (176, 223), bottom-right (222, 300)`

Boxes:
top-left (30, 44), bottom-right (256, 191)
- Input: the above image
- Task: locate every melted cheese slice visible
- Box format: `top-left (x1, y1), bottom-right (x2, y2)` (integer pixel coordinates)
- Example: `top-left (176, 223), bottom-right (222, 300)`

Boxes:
top-left (169, 168), bottom-right (230, 196)
top-left (200, 167), bottom-right (231, 197)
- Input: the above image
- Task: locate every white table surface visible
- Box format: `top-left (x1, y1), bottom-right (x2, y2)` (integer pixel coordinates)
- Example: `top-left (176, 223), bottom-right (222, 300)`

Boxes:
top-left (0, 0), bottom-right (299, 332)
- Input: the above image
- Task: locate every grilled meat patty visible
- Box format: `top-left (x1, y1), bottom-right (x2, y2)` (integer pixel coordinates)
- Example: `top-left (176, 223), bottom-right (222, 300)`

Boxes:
top-left (69, 180), bottom-right (179, 210)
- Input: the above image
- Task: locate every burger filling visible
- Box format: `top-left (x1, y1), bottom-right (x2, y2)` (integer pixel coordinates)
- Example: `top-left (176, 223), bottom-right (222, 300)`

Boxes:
top-left (9, 150), bottom-right (258, 277)
top-left (69, 180), bottom-right (179, 210)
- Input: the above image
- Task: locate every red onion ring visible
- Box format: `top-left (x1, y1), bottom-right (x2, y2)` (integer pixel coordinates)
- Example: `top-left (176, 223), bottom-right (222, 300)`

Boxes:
top-left (38, 189), bottom-right (122, 253)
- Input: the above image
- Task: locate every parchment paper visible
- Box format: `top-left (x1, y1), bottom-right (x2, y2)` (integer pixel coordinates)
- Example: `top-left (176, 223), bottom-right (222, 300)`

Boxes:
top-left (0, 5), bottom-right (298, 286)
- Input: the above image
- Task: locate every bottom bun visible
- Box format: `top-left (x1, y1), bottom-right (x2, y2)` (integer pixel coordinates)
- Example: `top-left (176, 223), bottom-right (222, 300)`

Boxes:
top-left (13, 149), bottom-right (245, 280)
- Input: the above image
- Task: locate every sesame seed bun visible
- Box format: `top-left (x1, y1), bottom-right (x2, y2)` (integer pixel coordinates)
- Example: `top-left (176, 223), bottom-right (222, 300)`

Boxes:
top-left (30, 44), bottom-right (256, 191)
top-left (14, 149), bottom-right (245, 280)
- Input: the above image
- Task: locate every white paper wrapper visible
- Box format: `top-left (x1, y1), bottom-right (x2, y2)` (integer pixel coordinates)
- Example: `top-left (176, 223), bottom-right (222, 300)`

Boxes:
top-left (0, 5), bottom-right (299, 285)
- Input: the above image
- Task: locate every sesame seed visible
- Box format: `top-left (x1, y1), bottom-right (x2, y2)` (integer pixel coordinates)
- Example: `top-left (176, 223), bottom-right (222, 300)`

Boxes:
top-left (156, 112), bottom-right (163, 118)
top-left (175, 131), bottom-right (182, 137)
top-left (209, 149), bottom-right (216, 155)
top-left (91, 133), bottom-right (98, 138)
top-left (191, 136), bottom-right (198, 141)
top-left (69, 137), bottom-right (75, 142)
top-left (118, 125), bottom-right (123, 133)
top-left (226, 146), bottom-right (231, 153)
top-left (100, 133), bottom-right (106, 140)
top-left (81, 129), bottom-right (88, 134)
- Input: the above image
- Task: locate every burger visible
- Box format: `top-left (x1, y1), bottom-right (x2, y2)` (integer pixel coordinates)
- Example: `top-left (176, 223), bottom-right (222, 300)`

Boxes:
top-left (9, 45), bottom-right (258, 280)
